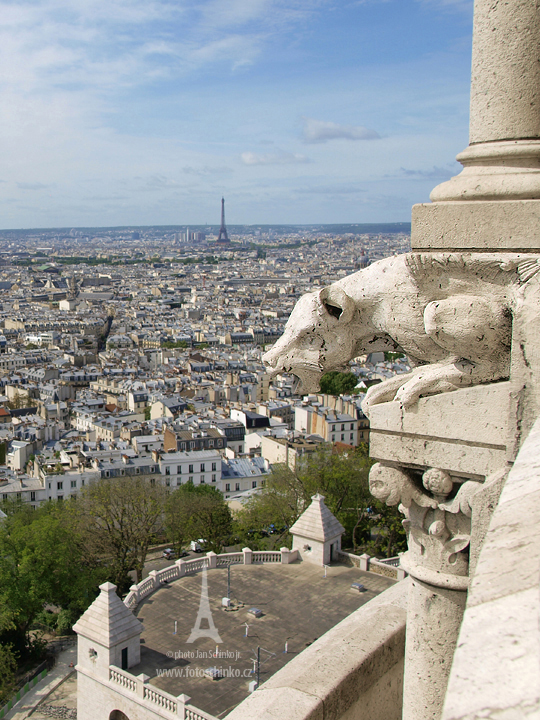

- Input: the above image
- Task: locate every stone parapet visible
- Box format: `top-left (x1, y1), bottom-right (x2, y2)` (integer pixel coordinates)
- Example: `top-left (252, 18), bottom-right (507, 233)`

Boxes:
top-left (442, 417), bottom-right (540, 720)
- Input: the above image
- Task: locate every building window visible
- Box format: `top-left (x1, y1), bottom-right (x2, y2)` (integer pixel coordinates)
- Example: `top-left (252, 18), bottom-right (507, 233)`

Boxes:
top-left (200, 463), bottom-right (205, 472)
top-left (341, 424), bottom-right (345, 431)
top-left (166, 479), bottom-right (170, 487)
top-left (2, 494), bottom-right (6, 500)
top-left (235, 483), bottom-right (240, 491)
top-left (177, 466), bottom-right (182, 474)
top-left (332, 435), bottom-right (335, 442)
top-left (57, 495), bottom-right (63, 502)
top-left (82, 479), bottom-right (85, 486)
top-left (189, 476), bottom-right (193, 483)
top-left (212, 474), bottom-right (216, 482)
top-left (30, 491), bottom-right (36, 501)
top-left (252, 481), bottom-right (257, 488)
top-left (16, 492), bottom-right (21, 500)
top-left (217, 441), bottom-right (222, 447)
top-left (200, 477), bottom-right (205, 484)
top-left (165, 467), bottom-right (170, 475)
top-left (209, 440), bottom-right (214, 447)
top-left (189, 464), bottom-right (194, 473)
top-left (71, 480), bottom-right (76, 488)
top-left (211, 462), bottom-right (217, 471)
top-left (57, 481), bottom-right (63, 490)
top-left (350, 433), bottom-right (354, 440)
top-left (225, 483), bottom-right (230, 492)
top-left (341, 434), bottom-right (344, 441)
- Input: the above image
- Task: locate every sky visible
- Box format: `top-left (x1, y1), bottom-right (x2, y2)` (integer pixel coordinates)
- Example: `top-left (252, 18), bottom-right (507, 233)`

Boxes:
top-left (0, 0), bottom-right (475, 228)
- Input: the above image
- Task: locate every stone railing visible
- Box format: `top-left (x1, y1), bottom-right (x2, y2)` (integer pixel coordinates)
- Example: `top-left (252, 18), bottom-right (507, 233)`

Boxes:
top-left (226, 580), bottom-right (408, 720)
top-left (108, 665), bottom-right (217, 720)
top-left (124, 547), bottom-right (299, 610)
top-left (337, 551), bottom-right (407, 581)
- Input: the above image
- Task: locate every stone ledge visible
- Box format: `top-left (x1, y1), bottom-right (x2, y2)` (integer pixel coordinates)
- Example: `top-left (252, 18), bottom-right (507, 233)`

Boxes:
top-left (368, 383), bottom-right (510, 478)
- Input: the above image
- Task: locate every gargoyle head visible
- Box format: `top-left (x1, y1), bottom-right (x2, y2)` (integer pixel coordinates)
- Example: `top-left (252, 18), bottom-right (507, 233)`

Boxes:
top-left (262, 284), bottom-right (357, 392)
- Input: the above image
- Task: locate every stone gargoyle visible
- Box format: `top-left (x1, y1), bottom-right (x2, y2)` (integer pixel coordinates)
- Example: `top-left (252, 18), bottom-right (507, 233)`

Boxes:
top-left (263, 252), bottom-right (540, 412)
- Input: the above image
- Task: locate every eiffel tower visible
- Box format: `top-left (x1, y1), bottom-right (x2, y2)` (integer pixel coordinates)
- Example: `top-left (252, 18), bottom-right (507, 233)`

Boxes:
top-left (216, 197), bottom-right (230, 244)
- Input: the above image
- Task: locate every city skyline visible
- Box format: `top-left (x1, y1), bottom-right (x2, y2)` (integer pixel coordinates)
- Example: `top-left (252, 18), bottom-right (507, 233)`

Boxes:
top-left (0, 0), bottom-right (473, 228)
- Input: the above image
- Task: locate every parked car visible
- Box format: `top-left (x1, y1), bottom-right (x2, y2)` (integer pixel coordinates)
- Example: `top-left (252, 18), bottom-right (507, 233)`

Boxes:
top-left (162, 548), bottom-right (175, 559)
top-left (190, 540), bottom-right (205, 553)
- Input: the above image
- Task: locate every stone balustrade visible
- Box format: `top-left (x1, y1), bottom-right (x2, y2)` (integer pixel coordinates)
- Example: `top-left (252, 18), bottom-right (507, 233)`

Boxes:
top-left (108, 665), bottom-right (217, 720)
top-left (124, 548), bottom-right (299, 610)
top-left (337, 550), bottom-right (407, 581)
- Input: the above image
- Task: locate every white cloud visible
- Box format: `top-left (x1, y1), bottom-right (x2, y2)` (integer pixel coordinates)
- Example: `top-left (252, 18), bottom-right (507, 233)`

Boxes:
top-left (399, 165), bottom-right (456, 179)
top-left (301, 117), bottom-right (380, 144)
top-left (241, 150), bottom-right (311, 165)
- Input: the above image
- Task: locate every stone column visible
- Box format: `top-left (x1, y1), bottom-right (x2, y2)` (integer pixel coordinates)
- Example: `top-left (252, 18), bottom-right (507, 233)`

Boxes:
top-left (369, 464), bottom-right (479, 720)
top-left (413, 0), bottom-right (540, 252)
top-left (431, 0), bottom-right (540, 203)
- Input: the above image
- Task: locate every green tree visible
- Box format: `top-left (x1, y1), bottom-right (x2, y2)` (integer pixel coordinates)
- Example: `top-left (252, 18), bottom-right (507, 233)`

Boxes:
top-left (0, 503), bottom-right (105, 657)
top-left (319, 371), bottom-right (359, 396)
top-left (235, 446), bottom-right (372, 550)
top-left (165, 483), bottom-right (233, 554)
top-left (79, 476), bottom-right (166, 590)
top-left (0, 643), bottom-right (17, 705)
top-left (234, 445), bottom-right (405, 556)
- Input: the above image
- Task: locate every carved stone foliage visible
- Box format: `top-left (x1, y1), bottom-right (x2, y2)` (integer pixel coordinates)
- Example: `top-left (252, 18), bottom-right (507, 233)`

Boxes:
top-left (369, 463), bottom-right (482, 590)
top-left (263, 251), bottom-right (540, 413)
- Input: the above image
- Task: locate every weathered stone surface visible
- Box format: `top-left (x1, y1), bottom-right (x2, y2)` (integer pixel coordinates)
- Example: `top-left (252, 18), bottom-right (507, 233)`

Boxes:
top-left (369, 432), bottom-right (506, 478)
top-left (468, 468), bottom-right (507, 579)
top-left (368, 384), bottom-right (510, 478)
top-left (263, 253), bottom-right (524, 411)
top-left (469, 0), bottom-right (540, 144)
top-left (442, 418), bottom-right (540, 720)
top-left (412, 201), bottom-right (540, 252)
top-left (368, 383), bottom-right (509, 446)
top-left (403, 579), bottom-right (467, 720)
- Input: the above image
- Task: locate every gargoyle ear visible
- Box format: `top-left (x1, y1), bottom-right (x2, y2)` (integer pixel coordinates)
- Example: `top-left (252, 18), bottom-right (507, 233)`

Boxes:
top-left (319, 286), bottom-right (355, 324)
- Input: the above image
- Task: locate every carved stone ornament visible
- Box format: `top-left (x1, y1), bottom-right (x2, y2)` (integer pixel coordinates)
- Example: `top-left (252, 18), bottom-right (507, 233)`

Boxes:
top-left (369, 463), bottom-right (482, 590)
top-left (263, 251), bottom-right (540, 414)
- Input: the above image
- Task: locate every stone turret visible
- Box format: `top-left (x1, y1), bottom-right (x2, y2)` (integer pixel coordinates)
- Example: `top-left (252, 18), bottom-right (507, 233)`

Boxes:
top-left (290, 493), bottom-right (344, 565)
top-left (73, 581), bottom-right (143, 681)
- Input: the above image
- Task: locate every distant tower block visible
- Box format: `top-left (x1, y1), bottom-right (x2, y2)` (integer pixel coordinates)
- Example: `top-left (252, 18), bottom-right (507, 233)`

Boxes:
top-left (216, 197), bottom-right (230, 244)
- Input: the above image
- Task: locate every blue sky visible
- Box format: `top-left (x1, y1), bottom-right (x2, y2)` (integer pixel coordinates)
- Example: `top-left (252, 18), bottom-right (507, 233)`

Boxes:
top-left (0, 0), bottom-right (474, 228)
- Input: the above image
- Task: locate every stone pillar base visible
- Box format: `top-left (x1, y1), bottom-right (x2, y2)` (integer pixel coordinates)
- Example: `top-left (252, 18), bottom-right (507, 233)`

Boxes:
top-left (412, 200), bottom-right (540, 252)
